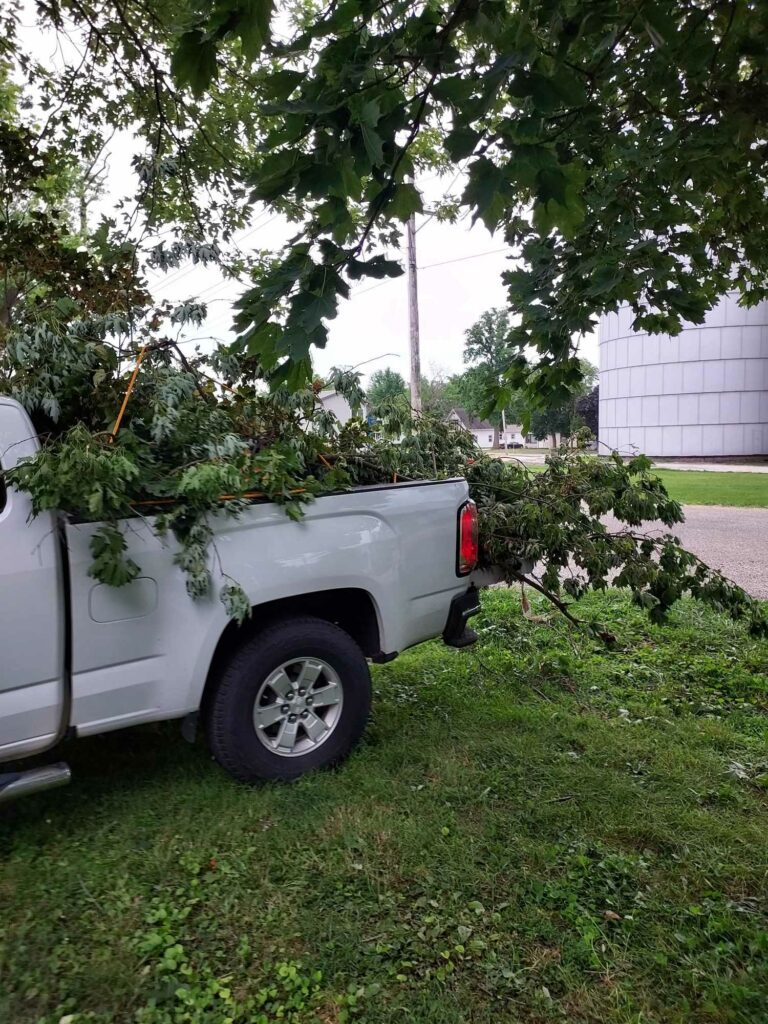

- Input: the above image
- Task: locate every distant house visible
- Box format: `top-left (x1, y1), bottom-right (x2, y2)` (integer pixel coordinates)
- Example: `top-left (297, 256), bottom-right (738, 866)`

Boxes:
top-left (442, 407), bottom-right (514, 448)
top-left (446, 407), bottom-right (493, 447)
top-left (317, 389), bottom-right (362, 424)
top-left (446, 408), bottom-right (526, 449)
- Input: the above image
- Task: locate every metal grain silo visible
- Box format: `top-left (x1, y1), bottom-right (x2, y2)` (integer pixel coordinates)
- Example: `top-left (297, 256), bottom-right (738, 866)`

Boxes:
top-left (599, 294), bottom-right (768, 456)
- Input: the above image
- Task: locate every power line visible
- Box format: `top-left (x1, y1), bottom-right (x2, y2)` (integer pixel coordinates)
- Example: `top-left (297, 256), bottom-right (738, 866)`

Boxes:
top-left (353, 246), bottom-right (509, 297)
top-left (419, 247), bottom-right (509, 271)
top-left (151, 211), bottom-right (278, 294)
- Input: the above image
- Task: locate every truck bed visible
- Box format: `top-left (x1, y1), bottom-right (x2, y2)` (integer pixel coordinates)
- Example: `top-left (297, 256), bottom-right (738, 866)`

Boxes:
top-left (63, 477), bottom-right (471, 737)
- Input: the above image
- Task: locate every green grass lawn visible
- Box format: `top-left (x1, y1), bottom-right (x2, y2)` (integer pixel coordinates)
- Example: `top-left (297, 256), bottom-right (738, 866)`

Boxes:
top-left (2, 589), bottom-right (768, 1024)
top-left (517, 460), bottom-right (768, 507)
top-left (653, 469), bottom-right (768, 508)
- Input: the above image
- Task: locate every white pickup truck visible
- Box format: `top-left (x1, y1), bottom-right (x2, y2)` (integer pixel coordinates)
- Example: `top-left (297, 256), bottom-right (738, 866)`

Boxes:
top-left (0, 396), bottom-right (482, 801)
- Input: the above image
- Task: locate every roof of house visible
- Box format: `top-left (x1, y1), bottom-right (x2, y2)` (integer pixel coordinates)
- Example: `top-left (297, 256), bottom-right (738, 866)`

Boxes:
top-left (446, 407), bottom-right (495, 431)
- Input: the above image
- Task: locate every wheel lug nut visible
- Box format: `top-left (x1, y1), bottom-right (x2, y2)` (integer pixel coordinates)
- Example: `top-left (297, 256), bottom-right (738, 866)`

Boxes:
top-left (281, 704), bottom-right (289, 713)
top-left (300, 710), bottom-right (309, 719)
top-left (289, 714), bottom-right (297, 722)
top-left (286, 691), bottom-right (294, 700)
top-left (298, 688), bottom-right (306, 697)
top-left (306, 696), bottom-right (313, 706)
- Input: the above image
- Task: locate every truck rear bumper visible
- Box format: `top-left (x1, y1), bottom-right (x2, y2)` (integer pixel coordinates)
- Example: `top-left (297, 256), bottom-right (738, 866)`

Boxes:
top-left (442, 586), bottom-right (482, 648)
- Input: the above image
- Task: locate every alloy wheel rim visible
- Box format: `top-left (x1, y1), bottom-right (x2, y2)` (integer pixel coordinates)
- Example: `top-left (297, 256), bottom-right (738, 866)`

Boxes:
top-left (252, 657), bottom-right (344, 757)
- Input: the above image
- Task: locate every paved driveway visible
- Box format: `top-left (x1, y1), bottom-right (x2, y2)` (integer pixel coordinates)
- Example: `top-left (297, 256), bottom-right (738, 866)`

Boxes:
top-left (607, 505), bottom-right (768, 599)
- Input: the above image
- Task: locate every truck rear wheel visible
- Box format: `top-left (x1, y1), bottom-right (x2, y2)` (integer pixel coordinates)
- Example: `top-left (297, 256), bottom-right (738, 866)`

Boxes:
top-left (206, 616), bottom-right (372, 783)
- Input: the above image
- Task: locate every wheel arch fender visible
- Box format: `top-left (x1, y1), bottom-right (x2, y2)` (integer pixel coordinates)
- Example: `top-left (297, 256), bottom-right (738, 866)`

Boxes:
top-left (198, 587), bottom-right (383, 718)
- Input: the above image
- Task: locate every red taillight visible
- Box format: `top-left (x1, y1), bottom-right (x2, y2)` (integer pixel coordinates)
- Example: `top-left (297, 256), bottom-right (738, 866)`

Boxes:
top-left (457, 500), bottom-right (479, 576)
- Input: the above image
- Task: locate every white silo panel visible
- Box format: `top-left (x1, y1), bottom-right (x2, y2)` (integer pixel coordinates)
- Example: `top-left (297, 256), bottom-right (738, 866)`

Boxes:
top-left (663, 426), bottom-right (682, 453)
top-left (645, 427), bottom-right (663, 452)
top-left (700, 330), bottom-right (721, 360)
top-left (702, 424), bottom-right (724, 454)
top-left (741, 392), bottom-right (759, 423)
top-left (643, 335), bottom-right (660, 363)
top-left (631, 365), bottom-right (646, 394)
top-left (683, 362), bottom-right (704, 392)
top-left (645, 364), bottom-right (663, 394)
top-left (726, 298), bottom-right (748, 326)
top-left (642, 396), bottom-right (659, 422)
top-left (659, 395), bottom-right (678, 423)
top-left (703, 361), bottom-right (725, 391)
top-left (724, 360), bottom-right (745, 390)
top-left (706, 301), bottom-right (727, 327)
top-left (680, 330), bottom-right (701, 360)
top-left (719, 325), bottom-right (740, 356)
top-left (679, 394), bottom-right (699, 423)
top-left (720, 393), bottom-right (740, 423)
top-left (663, 363), bottom-right (682, 394)
top-left (742, 326), bottom-right (763, 359)
top-left (723, 424), bottom-right (745, 451)
top-left (681, 425), bottom-right (703, 455)
top-left (699, 393), bottom-right (720, 422)
top-left (628, 338), bottom-right (643, 366)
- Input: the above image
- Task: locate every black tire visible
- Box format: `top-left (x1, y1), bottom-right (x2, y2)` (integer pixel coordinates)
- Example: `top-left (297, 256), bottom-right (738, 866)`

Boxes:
top-left (206, 616), bottom-right (372, 783)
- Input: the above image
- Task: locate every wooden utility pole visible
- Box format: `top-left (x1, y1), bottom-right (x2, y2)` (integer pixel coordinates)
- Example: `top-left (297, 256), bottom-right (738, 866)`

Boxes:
top-left (406, 212), bottom-right (422, 413)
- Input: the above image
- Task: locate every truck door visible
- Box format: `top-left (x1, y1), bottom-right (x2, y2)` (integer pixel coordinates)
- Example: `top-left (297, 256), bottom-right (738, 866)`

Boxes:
top-left (0, 399), bottom-right (67, 761)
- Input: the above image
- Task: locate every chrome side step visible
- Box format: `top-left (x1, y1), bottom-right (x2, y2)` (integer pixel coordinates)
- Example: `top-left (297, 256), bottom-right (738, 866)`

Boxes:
top-left (0, 762), bottom-right (71, 804)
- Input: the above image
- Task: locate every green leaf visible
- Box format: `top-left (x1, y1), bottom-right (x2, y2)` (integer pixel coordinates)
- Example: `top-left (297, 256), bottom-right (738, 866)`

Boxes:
top-left (290, 289), bottom-right (338, 331)
top-left (241, 321), bottom-right (282, 363)
top-left (361, 124), bottom-right (384, 167)
top-left (220, 582), bottom-right (251, 623)
top-left (444, 126), bottom-right (481, 161)
top-left (388, 182), bottom-right (423, 222)
top-left (585, 265), bottom-right (625, 297)
top-left (266, 68), bottom-right (303, 101)
top-left (88, 525), bottom-right (140, 588)
top-left (462, 158), bottom-right (508, 231)
top-left (171, 31), bottom-right (218, 96)
top-left (347, 255), bottom-right (404, 280)
top-left (328, 158), bottom-right (361, 202)
top-left (234, 0), bottom-right (273, 59)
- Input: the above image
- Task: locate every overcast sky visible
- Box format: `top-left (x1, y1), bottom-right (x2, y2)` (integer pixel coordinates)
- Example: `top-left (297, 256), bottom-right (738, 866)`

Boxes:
top-left (149, 197), bottom-right (599, 387)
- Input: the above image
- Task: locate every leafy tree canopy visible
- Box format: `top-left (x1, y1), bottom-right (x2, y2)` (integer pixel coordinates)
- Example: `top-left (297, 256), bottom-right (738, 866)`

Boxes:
top-left (366, 367), bottom-right (408, 408)
top-left (3, 0), bottom-right (766, 402)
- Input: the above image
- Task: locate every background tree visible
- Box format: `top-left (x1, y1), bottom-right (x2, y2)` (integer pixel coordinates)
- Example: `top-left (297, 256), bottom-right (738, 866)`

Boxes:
top-left (575, 386), bottom-right (599, 439)
top-left (529, 406), bottom-right (574, 448)
top-left (419, 373), bottom-right (453, 419)
top-left (529, 359), bottom-right (597, 447)
top-left (366, 367), bottom-right (408, 408)
top-left (461, 308), bottom-right (523, 445)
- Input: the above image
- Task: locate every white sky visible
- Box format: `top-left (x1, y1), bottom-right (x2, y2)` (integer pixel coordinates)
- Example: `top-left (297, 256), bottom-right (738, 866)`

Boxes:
top-left (149, 197), bottom-right (599, 385)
